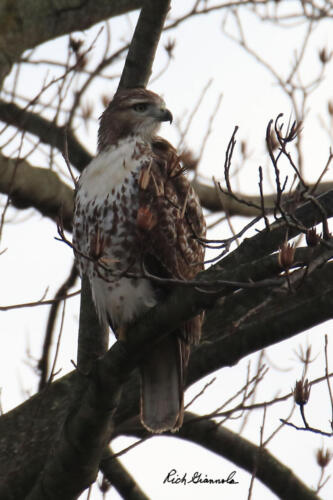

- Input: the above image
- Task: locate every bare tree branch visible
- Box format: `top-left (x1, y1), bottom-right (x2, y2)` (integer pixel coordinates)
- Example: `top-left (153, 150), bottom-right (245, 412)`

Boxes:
top-left (0, 0), bottom-right (143, 84)
top-left (192, 177), bottom-right (333, 214)
top-left (0, 153), bottom-right (74, 231)
top-left (25, 344), bottom-right (127, 500)
top-left (100, 447), bottom-right (149, 500)
top-left (38, 263), bottom-right (78, 391)
top-left (118, 0), bottom-right (171, 89)
top-left (0, 100), bottom-right (91, 171)
top-left (77, 274), bottom-right (109, 374)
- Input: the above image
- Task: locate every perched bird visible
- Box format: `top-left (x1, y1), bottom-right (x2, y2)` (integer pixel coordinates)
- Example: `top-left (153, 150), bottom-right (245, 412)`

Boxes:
top-left (73, 88), bottom-right (206, 432)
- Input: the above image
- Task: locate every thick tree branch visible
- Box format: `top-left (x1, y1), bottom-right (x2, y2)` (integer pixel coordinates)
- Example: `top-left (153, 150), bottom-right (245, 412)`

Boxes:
top-left (202, 246), bottom-right (318, 341)
top-left (0, 0), bottom-right (142, 84)
top-left (77, 274), bottom-right (109, 374)
top-left (100, 447), bottom-right (149, 500)
top-left (0, 373), bottom-right (74, 498)
top-left (0, 153), bottom-right (74, 231)
top-left (192, 177), bottom-right (333, 214)
top-left (25, 345), bottom-right (128, 500)
top-left (0, 100), bottom-right (92, 171)
top-left (188, 261), bottom-right (333, 387)
top-left (118, 0), bottom-right (171, 89)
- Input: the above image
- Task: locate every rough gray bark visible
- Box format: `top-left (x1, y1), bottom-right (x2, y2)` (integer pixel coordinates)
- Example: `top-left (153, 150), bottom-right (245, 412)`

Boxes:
top-left (0, 0), bottom-right (142, 83)
top-left (0, 100), bottom-right (91, 170)
top-left (118, 0), bottom-right (170, 89)
top-left (0, 153), bottom-right (74, 231)
top-left (77, 275), bottom-right (109, 373)
top-left (100, 447), bottom-right (149, 500)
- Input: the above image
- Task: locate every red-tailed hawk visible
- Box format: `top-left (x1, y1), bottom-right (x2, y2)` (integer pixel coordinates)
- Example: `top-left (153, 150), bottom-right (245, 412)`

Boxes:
top-left (73, 88), bottom-right (206, 432)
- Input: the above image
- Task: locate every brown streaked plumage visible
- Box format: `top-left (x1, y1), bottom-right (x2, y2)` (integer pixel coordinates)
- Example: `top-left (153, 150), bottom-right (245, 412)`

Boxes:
top-left (73, 88), bottom-right (206, 433)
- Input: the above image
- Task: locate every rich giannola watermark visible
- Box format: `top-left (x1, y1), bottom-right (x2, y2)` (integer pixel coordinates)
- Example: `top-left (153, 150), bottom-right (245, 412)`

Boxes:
top-left (163, 469), bottom-right (239, 486)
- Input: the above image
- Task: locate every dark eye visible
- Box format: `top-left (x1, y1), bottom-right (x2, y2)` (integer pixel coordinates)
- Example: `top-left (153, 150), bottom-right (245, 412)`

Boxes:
top-left (133, 103), bottom-right (148, 112)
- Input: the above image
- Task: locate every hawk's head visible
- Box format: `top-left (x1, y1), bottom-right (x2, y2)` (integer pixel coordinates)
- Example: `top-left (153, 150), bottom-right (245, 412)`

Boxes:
top-left (98, 88), bottom-right (173, 151)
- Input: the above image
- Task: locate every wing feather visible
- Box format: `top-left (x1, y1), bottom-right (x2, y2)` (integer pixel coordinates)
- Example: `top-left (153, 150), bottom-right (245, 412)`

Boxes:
top-left (138, 138), bottom-right (205, 280)
top-left (138, 137), bottom-right (206, 346)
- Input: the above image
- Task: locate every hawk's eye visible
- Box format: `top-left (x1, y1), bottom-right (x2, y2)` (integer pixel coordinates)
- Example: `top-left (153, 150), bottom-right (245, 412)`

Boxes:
top-left (133, 103), bottom-right (148, 113)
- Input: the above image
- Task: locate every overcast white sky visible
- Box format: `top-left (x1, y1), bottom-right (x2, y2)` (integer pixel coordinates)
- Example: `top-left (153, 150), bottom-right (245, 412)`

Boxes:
top-left (1, 2), bottom-right (333, 499)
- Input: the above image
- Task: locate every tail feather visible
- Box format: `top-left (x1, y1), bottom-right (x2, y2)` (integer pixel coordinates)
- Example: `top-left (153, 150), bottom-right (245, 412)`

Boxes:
top-left (140, 334), bottom-right (185, 433)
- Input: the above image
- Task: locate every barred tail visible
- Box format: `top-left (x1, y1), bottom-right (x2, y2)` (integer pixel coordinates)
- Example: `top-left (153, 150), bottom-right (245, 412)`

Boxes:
top-left (140, 334), bottom-right (186, 433)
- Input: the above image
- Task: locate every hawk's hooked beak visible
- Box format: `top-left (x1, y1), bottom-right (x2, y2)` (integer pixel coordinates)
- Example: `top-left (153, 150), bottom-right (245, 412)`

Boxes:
top-left (157, 108), bottom-right (173, 124)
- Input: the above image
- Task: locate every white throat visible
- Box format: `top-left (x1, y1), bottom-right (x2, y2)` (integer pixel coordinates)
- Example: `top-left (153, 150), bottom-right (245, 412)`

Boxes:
top-left (78, 136), bottom-right (151, 200)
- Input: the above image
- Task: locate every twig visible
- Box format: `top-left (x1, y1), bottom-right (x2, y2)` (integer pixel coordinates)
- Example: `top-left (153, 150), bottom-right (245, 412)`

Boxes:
top-left (280, 419), bottom-right (333, 437)
top-left (310, 148), bottom-right (333, 195)
top-left (248, 406), bottom-right (267, 500)
top-left (197, 92), bottom-right (223, 164)
top-left (324, 335), bottom-right (333, 428)
top-left (185, 377), bottom-right (216, 409)
top-left (38, 263), bottom-right (78, 391)
top-left (56, 218), bottom-right (286, 291)
top-left (108, 437), bottom-right (150, 460)
top-left (0, 130), bottom-right (26, 244)
top-left (224, 125), bottom-right (239, 195)
top-left (47, 299), bottom-right (66, 385)
top-left (185, 371), bottom-right (333, 424)
top-left (258, 167), bottom-right (270, 230)
top-left (0, 290), bottom-right (80, 311)
top-left (62, 128), bottom-right (77, 187)
top-left (100, 446), bottom-right (149, 500)
top-left (176, 79), bottom-right (212, 149)
top-left (239, 352), bottom-right (265, 434)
